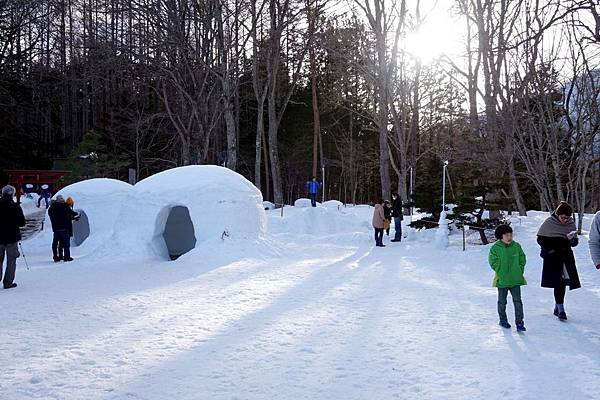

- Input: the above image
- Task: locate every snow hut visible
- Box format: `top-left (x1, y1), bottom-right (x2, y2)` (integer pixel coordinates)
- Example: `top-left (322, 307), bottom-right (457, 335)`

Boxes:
top-left (115, 165), bottom-right (266, 260)
top-left (45, 178), bottom-right (133, 252)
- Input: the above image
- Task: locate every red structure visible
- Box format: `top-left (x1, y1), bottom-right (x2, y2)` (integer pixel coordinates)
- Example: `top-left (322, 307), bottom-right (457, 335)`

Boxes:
top-left (5, 170), bottom-right (70, 204)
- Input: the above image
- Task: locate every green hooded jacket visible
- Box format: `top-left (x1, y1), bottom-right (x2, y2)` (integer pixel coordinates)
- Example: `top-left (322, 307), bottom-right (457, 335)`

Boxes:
top-left (488, 240), bottom-right (527, 288)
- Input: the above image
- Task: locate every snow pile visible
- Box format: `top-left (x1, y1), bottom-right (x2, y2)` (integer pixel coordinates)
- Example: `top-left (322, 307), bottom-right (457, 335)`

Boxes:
top-left (322, 200), bottom-right (344, 209)
top-left (294, 198), bottom-right (316, 208)
top-left (112, 165), bottom-right (266, 260)
top-left (268, 203), bottom-right (375, 243)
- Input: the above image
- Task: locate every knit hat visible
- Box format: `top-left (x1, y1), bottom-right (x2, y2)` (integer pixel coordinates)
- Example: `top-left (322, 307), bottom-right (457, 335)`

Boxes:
top-left (555, 201), bottom-right (573, 217)
top-left (1, 185), bottom-right (15, 198)
top-left (66, 196), bottom-right (74, 206)
top-left (55, 195), bottom-right (65, 203)
top-left (494, 224), bottom-right (513, 240)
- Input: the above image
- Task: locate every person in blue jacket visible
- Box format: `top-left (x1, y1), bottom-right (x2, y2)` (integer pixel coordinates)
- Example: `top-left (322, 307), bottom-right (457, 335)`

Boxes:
top-left (306, 177), bottom-right (321, 207)
top-left (37, 184), bottom-right (52, 209)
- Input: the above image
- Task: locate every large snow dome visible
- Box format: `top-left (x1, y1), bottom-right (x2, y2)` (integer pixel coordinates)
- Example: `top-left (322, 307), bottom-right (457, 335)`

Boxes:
top-left (36, 178), bottom-right (133, 254)
top-left (115, 165), bottom-right (266, 260)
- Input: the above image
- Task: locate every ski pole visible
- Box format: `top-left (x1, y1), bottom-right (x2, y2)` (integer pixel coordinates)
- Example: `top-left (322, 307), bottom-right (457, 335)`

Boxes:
top-left (18, 242), bottom-right (30, 270)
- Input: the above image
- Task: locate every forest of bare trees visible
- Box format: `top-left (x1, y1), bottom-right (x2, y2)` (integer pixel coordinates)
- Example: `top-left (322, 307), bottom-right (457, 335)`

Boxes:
top-left (1, 0), bottom-right (599, 214)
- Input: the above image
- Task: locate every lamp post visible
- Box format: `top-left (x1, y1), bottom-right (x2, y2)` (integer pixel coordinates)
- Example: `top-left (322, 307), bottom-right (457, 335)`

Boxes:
top-left (442, 160), bottom-right (449, 212)
top-left (436, 160), bottom-right (450, 248)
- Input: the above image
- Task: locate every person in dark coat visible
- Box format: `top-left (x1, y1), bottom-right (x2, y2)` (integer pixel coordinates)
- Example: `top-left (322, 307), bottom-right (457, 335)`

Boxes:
top-left (48, 195), bottom-right (78, 262)
top-left (391, 192), bottom-right (404, 242)
top-left (0, 185), bottom-right (26, 289)
top-left (537, 201), bottom-right (580, 321)
top-left (37, 184), bottom-right (52, 209)
top-left (383, 200), bottom-right (392, 236)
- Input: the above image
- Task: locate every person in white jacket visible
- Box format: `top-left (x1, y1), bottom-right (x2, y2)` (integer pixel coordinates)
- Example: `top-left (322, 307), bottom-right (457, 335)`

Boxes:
top-left (589, 211), bottom-right (600, 270)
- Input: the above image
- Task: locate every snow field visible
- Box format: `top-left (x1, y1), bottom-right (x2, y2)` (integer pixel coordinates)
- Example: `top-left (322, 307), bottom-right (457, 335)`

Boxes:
top-left (1, 197), bottom-right (600, 399)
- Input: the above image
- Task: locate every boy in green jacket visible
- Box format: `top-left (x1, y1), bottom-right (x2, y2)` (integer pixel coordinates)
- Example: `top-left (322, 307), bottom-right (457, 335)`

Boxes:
top-left (489, 224), bottom-right (527, 332)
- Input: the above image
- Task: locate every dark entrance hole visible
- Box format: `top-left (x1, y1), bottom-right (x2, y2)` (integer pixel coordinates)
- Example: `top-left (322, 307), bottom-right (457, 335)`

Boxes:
top-left (163, 206), bottom-right (196, 260)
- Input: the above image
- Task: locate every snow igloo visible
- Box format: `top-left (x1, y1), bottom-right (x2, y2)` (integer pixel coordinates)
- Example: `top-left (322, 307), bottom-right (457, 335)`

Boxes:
top-left (42, 178), bottom-right (133, 252)
top-left (115, 165), bottom-right (266, 260)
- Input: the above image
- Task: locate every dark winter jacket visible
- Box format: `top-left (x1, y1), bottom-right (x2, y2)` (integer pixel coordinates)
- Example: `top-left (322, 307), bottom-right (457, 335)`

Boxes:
top-left (48, 201), bottom-right (78, 232)
top-left (0, 196), bottom-right (26, 244)
top-left (306, 181), bottom-right (321, 194)
top-left (391, 198), bottom-right (404, 220)
top-left (384, 204), bottom-right (392, 220)
top-left (537, 234), bottom-right (581, 290)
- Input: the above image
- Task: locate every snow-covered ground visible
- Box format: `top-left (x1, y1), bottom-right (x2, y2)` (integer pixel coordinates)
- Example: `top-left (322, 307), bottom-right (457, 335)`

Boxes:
top-left (2, 203), bottom-right (600, 399)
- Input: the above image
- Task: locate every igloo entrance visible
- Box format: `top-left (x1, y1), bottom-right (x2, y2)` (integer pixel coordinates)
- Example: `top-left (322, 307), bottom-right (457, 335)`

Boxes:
top-left (72, 210), bottom-right (90, 246)
top-left (162, 206), bottom-right (196, 260)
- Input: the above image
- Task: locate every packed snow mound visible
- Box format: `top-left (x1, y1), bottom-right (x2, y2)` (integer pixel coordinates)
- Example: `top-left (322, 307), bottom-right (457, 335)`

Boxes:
top-left (113, 165), bottom-right (266, 260)
top-left (322, 200), bottom-right (344, 209)
top-left (31, 178), bottom-right (133, 254)
top-left (268, 204), bottom-right (373, 238)
top-left (263, 201), bottom-right (276, 210)
top-left (295, 198), bottom-right (319, 208)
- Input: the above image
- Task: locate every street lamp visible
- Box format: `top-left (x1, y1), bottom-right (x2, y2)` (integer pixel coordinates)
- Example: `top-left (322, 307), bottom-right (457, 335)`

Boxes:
top-left (442, 160), bottom-right (449, 212)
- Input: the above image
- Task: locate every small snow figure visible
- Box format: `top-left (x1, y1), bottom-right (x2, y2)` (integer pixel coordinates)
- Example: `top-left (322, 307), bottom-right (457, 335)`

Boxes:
top-left (435, 211), bottom-right (449, 248)
top-left (305, 177), bottom-right (321, 207)
top-left (489, 224), bottom-right (527, 332)
top-left (0, 185), bottom-right (26, 289)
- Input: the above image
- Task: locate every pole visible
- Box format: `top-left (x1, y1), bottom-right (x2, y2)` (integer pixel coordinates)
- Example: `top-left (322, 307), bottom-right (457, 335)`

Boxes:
top-left (409, 166), bottom-right (414, 220)
top-left (18, 242), bottom-right (30, 270)
top-left (442, 161), bottom-right (448, 212)
top-left (322, 165), bottom-right (325, 203)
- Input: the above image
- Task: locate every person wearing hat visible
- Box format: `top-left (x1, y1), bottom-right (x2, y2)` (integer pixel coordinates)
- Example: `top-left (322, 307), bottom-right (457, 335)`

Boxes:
top-left (48, 195), bottom-right (78, 262)
top-left (0, 185), bottom-right (26, 289)
top-left (537, 201), bottom-right (580, 321)
top-left (488, 224), bottom-right (527, 331)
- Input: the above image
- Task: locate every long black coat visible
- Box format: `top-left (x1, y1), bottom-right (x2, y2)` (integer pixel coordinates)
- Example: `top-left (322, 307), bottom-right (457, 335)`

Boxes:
top-left (48, 202), bottom-right (78, 232)
top-left (0, 197), bottom-right (26, 244)
top-left (537, 235), bottom-right (581, 290)
top-left (391, 198), bottom-right (404, 220)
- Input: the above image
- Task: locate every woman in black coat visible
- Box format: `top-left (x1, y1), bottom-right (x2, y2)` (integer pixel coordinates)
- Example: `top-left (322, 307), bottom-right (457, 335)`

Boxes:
top-left (537, 202), bottom-right (580, 321)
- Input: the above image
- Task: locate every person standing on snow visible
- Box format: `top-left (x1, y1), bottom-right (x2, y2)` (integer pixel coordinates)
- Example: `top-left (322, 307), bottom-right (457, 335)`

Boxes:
top-left (0, 185), bottom-right (26, 289)
top-left (59, 196), bottom-right (80, 258)
top-left (383, 200), bottom-right (392, 236)
top-left (537, 201), bottom-right (580, 321)
top-left (588, 210), bottom-right (600, 271)
top-left (372, 199), bottom-right (386, 247)
top-left (306, 177), bottom-right (321, 207)
top-left (37, 184), bottom-right (52, 209)
top-left (391, 192), bottom-right (404, 242)
top-left (48, 195), bottom-right (78, 262)
top-left (489, 224), bottom-right (527, 332)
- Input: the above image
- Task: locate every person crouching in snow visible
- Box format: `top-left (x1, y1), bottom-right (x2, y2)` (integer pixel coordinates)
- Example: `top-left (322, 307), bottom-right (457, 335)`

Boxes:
top-left (48, 195), bottom-right (78, 262)
top-left (372, 199), bottom-right (386, 247)
top-left (489, 224), bottom-right (527, 332)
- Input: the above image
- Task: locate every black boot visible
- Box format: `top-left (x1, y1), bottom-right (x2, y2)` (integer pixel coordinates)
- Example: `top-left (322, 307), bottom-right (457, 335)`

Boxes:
top-left (4, 283), bottom-right (17, 289)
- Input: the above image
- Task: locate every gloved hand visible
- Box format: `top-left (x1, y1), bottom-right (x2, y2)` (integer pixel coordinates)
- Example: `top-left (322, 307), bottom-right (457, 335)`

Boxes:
top-left (596, 264), bottom-right (600, 270)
